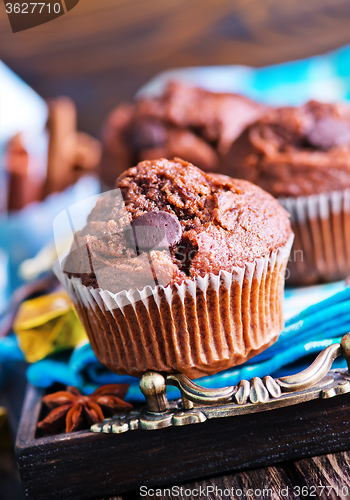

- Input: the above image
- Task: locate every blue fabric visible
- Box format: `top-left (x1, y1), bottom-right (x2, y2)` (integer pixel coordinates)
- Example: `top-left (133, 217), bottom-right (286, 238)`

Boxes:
top-left (0, 335), bottom-right (24, 363)
top-left (0, 334), bottom-right (25, 388)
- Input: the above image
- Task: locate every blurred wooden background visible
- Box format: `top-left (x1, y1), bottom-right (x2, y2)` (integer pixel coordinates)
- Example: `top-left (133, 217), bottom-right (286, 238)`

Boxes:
top-left (1, 0), bottom-right (350, 137)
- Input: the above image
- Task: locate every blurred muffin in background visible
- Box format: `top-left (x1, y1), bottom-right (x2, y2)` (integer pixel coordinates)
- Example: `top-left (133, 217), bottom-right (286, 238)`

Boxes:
top-left (99, 81), bottom-right (268, 187)
top-left (222, 100), bottom-right (350, 284)
top-left (222, 100), bottom-right (350, 197)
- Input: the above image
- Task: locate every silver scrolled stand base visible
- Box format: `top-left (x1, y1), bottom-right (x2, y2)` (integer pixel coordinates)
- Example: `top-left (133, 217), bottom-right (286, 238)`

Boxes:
top-left (91, 333), bottom-right (350, 434)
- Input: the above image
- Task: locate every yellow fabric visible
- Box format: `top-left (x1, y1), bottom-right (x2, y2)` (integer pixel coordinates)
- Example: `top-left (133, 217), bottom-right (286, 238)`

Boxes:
top-left (13, 291), bottom-right (87, 363)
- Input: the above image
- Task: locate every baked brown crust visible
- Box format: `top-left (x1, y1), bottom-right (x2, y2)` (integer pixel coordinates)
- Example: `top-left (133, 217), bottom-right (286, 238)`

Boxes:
top-left (222, 100), bottom-right (350, 197)
top-left (65, 158), bottom-right (291, 293)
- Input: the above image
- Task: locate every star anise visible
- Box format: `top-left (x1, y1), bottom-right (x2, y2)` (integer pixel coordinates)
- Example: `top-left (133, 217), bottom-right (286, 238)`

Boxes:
top-left (38, 384), bottom-right (132, 434)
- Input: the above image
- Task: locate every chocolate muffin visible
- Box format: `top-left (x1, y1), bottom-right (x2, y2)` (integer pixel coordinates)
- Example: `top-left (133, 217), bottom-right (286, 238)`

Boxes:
top-left (99, 81), bottom-right (268, 187)
top-left (222, 100), bottom-right (350, 197)
top-left (57, 158), bottom-right (293, 378)
top-left (223, 101), bottom-right (350, 284)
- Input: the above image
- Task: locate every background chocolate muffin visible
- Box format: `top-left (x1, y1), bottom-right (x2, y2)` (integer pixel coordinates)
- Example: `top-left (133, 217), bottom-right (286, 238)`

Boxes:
top-left (222, 100), bottom-right (350, 197)
top-left (99, 81), bottom-right (268, 187)
top-left (222, 101), bottom-right (350, 284)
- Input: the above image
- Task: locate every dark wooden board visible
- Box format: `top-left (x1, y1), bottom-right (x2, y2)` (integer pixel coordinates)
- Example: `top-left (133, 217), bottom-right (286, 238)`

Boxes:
top-left (15, 383), bottom-right (350, 500)
top-left (93, 497), bottom-right (123, 500)
top-left (144, 467), bottom-right (300, 500)
top-left (288, 452), bottom-right (350, 499)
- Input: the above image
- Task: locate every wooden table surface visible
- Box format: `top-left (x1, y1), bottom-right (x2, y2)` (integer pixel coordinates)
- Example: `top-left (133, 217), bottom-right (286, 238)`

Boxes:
top-left (6, 447), bottom-right (350, 500)
top-left (88, 453), bottom-right (350, 500)
top-left (90, 453), bottom-right (350, 500)
top-left (2, 0), bottom-right (350, 137)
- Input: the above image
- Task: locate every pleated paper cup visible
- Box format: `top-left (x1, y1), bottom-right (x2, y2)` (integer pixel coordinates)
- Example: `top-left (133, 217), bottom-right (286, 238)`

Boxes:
top-left (54, 236), bottom-right (293, 379)
top-left (280, 189), bottom-right (350, 285)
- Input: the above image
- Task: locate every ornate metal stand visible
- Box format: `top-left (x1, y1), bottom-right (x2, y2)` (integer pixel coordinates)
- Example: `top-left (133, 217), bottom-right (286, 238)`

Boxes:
top-left (91, 333), bottom-right (350, 434)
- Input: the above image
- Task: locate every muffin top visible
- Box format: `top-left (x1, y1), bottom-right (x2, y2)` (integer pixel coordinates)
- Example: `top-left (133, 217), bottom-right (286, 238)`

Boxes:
top-left (99, 81), bottom-right (268, 186)
top-left (65, 158), bottom-right (291, 293)
top-left (222, 100), bottom-right (350, 197)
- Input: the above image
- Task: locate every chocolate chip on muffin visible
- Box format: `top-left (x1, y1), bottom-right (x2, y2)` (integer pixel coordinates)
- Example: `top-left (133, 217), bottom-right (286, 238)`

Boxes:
top-left (130, 211), bottom-right (182, 251)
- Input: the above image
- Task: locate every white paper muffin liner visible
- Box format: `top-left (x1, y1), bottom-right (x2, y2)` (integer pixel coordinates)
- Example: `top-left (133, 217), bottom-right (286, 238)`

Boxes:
top-left (54, 235), bottom-right (293, 379)
top-left (280, 189), bottom-right (350, 285)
